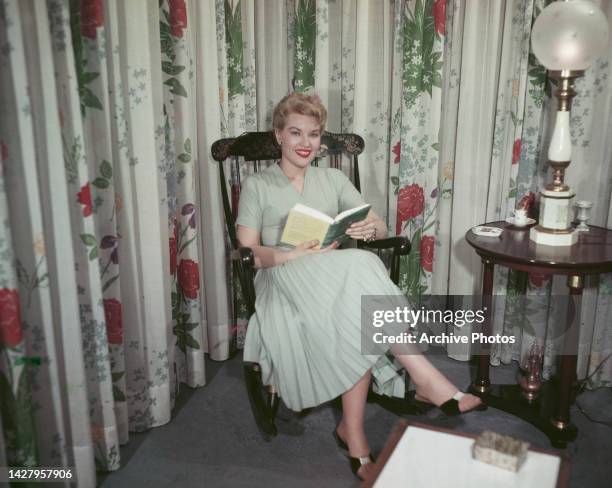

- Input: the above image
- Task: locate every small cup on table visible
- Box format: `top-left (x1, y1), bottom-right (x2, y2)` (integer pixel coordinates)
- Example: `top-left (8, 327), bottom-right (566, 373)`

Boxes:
top-left (512, 208), bottom-right (528, 225)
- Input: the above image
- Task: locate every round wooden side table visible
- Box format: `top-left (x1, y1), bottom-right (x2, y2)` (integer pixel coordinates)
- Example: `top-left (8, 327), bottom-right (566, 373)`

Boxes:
top-left (465, 222), bottom-right (612, 447)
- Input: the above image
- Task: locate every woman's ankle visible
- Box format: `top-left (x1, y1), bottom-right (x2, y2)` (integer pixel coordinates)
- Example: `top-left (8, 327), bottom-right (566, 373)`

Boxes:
top-left (336, 419), bottom-right (370, 456)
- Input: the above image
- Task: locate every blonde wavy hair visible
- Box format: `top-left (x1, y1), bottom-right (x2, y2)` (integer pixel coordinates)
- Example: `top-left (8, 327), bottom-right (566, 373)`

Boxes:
top-left (272, 92), bottom-right (327, 131)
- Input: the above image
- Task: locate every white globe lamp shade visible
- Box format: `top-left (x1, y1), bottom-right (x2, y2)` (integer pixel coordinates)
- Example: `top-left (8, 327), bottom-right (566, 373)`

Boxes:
top-left (531, 0), bottom-right (609, 71)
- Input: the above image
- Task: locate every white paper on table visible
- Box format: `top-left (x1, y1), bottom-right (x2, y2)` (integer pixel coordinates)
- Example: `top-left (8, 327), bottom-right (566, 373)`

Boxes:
top-left (374, 426), bottom-right (561, 488)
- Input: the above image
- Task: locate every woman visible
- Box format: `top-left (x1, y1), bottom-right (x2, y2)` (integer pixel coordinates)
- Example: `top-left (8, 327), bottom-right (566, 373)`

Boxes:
top-left (236, 92), bottom-right (482, 480)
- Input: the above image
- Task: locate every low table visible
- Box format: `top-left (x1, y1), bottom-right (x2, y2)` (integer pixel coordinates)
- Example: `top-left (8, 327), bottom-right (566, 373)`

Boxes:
top-left (364, 420), bottom-right (570, 488)
top-left (465, 222), bottom-right (612, 447)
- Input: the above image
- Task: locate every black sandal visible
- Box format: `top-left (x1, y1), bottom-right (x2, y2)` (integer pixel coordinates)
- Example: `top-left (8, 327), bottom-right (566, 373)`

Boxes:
top-left (438, 391), bottom-right (487, 416)
top-left (333, 429), bottom-right (375, 479)
top-left (414, 391), bottom-right (487, 416)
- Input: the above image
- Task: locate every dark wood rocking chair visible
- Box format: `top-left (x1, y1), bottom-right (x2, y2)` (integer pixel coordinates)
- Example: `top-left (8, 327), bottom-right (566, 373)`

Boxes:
top-left (211, 131), bottom-right (413, 440)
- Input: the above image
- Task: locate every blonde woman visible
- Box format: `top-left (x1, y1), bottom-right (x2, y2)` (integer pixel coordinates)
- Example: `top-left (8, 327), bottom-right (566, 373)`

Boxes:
top-left (236, 92), bottom-right (482, 480)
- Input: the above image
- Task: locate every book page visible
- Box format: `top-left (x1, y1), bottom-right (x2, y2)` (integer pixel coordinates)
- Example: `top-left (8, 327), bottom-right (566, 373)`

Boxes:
top-left (292, 203), bottom-right (333, 223)
top-left (280, 211), bottom-right (330, 248)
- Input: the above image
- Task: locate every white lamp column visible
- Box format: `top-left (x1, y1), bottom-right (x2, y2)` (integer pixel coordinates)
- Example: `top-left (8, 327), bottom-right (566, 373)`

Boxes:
top-left (529, 0), bottom-right (609, 246)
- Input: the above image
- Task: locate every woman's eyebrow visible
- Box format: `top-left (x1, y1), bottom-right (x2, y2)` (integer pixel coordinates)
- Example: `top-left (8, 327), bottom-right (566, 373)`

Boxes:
top-left (286, 126), bottom-right (319, 133)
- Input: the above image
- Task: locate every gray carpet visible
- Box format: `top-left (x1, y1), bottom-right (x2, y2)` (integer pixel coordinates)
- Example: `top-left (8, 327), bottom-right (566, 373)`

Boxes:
top-left (98, 352), bottom-right (612, 487)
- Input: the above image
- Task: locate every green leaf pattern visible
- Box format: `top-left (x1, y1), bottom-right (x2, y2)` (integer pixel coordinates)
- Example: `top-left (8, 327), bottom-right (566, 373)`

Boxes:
top-left (0, 363), bottom-right (37, 466)
top-left (69, 0), bottom-right (103, 115)
top-left (224, 0), bottom-right (244, 98)
top-left (160, 2), bottom-right (188, 98)
top-left (171, 210), bottom-right (201, 353)
top-left (293, 0), bottom-right (316, 91)
top-left (402, 0), bottom-right (442, 109)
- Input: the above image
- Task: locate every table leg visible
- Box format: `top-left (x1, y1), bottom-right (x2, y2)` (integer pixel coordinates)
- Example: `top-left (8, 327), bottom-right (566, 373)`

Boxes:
top-left (473, 259), bottom-right (494, 394)
top-left (552, 274), bottom-right (583, 431)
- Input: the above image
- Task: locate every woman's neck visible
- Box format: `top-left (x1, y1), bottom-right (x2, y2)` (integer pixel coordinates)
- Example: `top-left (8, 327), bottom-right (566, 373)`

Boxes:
top-left (278, 159), bottom-right (307, 181)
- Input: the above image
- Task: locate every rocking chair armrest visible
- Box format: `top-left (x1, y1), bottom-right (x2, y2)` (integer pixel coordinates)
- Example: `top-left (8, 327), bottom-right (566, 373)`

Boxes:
top-left (361, 236), bottom-right (411, 255)
top-left (361, 236), bottom-right (411, 286)
top-left (231, 246), bottom-right (256, 270)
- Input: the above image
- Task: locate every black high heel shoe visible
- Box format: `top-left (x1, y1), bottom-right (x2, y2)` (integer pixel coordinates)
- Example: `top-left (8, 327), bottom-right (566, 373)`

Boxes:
top-left (332, 429), bottom-right (375, 479)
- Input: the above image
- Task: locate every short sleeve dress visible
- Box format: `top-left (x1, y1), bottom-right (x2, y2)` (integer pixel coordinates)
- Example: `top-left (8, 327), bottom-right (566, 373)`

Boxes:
top-left (236, 163), bottom-right (407, 411)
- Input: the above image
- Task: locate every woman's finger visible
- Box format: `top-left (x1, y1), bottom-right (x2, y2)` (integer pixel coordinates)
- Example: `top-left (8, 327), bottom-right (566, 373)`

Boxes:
top-left (296, 239), bottom-right (320, 252)
top-left (348, 223), bottom-right (372, 233)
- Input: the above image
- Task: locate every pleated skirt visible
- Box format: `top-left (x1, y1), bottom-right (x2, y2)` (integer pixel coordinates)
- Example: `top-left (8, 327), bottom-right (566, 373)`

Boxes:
top-left (243, 248), bottom-right (409, 412)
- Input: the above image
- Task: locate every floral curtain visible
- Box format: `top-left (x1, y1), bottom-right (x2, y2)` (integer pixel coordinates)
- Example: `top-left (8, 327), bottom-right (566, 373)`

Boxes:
top-left (0, 0), bottom-right (209, 482)
top-left (2, 0), bottom-right (612, 483)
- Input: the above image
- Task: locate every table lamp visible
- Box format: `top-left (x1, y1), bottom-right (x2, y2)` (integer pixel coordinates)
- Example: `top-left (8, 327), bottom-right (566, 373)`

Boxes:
top-left (529, 0), bottom-right (609, 246)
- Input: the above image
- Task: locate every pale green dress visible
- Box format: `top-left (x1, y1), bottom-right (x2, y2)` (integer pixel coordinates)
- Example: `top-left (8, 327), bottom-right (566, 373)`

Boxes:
top-left (236, 164), bottom-right (407, 411)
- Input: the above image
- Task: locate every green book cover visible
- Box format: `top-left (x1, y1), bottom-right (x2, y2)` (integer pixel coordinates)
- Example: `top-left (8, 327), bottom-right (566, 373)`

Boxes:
top-left (280, 203), bottom-right (372, 249)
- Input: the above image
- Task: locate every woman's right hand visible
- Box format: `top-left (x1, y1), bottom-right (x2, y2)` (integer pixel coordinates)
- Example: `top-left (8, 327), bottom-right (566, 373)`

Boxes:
top-left (288, 240), bottom-right (338, 261)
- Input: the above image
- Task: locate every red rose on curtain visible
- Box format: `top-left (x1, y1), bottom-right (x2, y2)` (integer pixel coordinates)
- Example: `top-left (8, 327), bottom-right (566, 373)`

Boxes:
top-left (528, 273), bottom-right (551, 288)
top-left (169, 237), bottom-right (177, 275)
top-left (420, 235), bottom-right (435, 272)
top-left (397, 184), bottom-right (425, 221)
top-left (0, 289), bottom-right (23, 347)
top-left (80, 0), bottom-right (104, 39)
top-left (433, 0), bottom-right (446, 36)
top-left (178, 259), bottom-right (200, 299)
top-left (103, 298), bottom-right (123, 345)
top-left (512, 139), bottom-right (521, 165)
top-left (77, 183), bottom-right (93, 217)
top-left (169, 0), bottom-right (188, 38)
top-left (169, 220), bottom-right (178, 274)
top-left (396, 183), bottom-right (425, 234)
top-left (392, 141), bottom-right (401, 164)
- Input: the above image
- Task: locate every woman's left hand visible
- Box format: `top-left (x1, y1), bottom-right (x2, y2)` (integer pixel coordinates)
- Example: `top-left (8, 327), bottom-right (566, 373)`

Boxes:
top-left (346, 217), bottom-right (377, 241)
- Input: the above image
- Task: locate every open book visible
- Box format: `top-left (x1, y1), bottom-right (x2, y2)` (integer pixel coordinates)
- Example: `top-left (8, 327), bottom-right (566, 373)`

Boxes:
top-left (280, 203), bottom-right (372, 249)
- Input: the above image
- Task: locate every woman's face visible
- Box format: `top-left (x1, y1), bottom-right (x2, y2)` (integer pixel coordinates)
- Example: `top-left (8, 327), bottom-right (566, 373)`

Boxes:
top-left (275, 113), bottom-right (321, 171)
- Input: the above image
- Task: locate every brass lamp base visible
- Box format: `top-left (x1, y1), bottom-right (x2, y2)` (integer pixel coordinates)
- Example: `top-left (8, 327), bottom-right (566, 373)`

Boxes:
top-left (545, 160), bottom-right (570, 192)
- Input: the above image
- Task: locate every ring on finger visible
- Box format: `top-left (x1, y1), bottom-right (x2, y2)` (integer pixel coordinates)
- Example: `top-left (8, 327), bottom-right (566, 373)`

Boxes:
top-left (364, 229), bottom-right (377, 242)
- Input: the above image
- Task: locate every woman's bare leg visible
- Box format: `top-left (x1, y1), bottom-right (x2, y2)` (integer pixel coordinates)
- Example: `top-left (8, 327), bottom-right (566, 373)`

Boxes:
top-left (337, 369), bottom-right (375, 478)
top-left (390, 345), bottom-right (481, 411)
